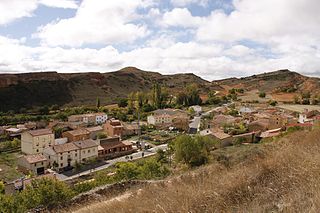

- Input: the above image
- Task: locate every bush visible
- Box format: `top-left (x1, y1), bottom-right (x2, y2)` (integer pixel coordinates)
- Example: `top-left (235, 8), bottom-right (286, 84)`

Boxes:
top-left (174, 135), bottom-right (214, 167)
top-left (259, 92), bottom-right (266, 98)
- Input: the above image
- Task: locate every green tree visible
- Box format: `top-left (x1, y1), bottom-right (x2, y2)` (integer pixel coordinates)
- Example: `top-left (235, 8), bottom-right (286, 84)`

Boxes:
top-left (174, 135), bottom-right (208, 167)
top-left (0, 181), bottom-right (4, 194)
top-left (38, 105), bottom-right (49, 115)
top-left (152, 83), bottom-right (162, 109)
top-left (128, 92), bottom-right (136, 113)
top-left (96, 97), bottom-right (101, 108)
top-left (114, 162), bottom-right (140, 181)
top-left (117, 98), bottom-right (128, 108)
top-left (139, 159), bottom-right (169, 179)
top-left (259, 91), bottom-right (266, 98)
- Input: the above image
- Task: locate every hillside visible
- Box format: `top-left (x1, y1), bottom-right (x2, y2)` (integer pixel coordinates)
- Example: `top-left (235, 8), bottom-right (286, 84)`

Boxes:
top-left (67, 129), bottom-right (320, 212)
top-left (0, 68), bottom-right (319, 112)
top-left (0, 67), bottom-right (218, 112)
top-left (213, 69), bottom-right (320, 99)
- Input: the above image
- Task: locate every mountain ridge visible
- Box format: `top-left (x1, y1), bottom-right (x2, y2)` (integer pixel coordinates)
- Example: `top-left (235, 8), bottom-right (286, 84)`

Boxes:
top-left (0, 67), bottom-right (319, 112)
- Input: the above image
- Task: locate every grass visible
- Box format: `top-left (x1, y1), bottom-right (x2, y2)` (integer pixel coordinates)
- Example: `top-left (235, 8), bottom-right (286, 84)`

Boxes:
top-left (71, 129), bottom-right (320, 212)
top-left (0, 152), bottom-right (23, 182)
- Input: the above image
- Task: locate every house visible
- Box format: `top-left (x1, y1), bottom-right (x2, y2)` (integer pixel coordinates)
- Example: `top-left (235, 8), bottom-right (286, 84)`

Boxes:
top-left (211, 131), bottom-right (233, 147)
top-left (147, 114), bottom-right (172, 125)
top-left (5, 127), bottom-right (22, 139)
top-left (190, 105), bottom-right (202, 115)
top-left (210, 115), bottom-right (238, 128)
top-left (17, 154), bottom-right (48, 175)
top-left (148, 108), bottom-right (190, 130)
top-left (21, 129), bottom-right (55, 155)
top-left (85, 126), bottom-right (104, 139)
top-left (172, 116), bottom-right (190, 132)
top-left (239, 106), bottom-right (255, 115)
top-left (232, 131), bottom-right (258, 144)
top-left (298, 109), bottom-right (320, 124)
top-left (98, 137), bottom-right (134, 159)
top-left (73, 139), bottom-right (99, 163)
top-left (122, 122), bottom-right (140, 136)
top-left (43, 142), bottom-right (80, 171)
top-left (248, 119), bottom-right (270, 132)
top-left (94, 113), bottom-right (108, 124)
top-left (62, 129), bottom-right (90, 142)
top-left (68, 113), bottom-right (108, 125)
top-left (104, 119), bottom-right (124, 137)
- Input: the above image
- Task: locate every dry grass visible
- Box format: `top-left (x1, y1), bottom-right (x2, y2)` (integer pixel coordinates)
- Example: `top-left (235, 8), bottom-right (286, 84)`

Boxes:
top-left (72, 130), bottom-right (320, 213)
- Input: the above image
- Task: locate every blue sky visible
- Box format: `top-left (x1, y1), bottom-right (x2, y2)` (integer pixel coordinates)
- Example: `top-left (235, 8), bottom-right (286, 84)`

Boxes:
top-left (0, 0), bottom-right (319, 80)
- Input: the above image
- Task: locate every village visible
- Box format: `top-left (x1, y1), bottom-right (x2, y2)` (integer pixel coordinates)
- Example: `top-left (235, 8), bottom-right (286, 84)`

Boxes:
top-left (1, 93), bottom-right (320, 195)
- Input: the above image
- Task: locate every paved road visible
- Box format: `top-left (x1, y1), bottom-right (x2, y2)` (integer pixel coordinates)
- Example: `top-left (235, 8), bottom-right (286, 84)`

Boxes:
top-left (56, 144), bottom-right (168, 181)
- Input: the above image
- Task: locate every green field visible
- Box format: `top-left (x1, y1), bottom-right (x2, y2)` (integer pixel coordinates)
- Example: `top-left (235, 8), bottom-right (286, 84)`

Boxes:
top-left (0, 152), bottom-right (23, 182)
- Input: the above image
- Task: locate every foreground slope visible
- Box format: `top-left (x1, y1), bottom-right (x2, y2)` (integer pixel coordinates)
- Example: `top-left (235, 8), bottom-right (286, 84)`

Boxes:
top-left (71, 129), bottom-right (320, 213)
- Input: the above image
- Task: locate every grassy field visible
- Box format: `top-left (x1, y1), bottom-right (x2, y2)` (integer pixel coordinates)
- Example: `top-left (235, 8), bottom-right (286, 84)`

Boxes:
top-left (0, 152), bottom-right (23, 182)
top-left (71, 129), bottom-right (320, 212)
top-left (278, 104), bottom-right (320, 113)
top-left (239, 89), bottom-right (273, 103)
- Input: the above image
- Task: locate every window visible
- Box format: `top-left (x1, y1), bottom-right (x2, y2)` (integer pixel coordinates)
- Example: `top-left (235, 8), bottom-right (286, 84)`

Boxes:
top-left (88, 150), bottom-right (91, 153)
top-left (60, 156), bottom-right (63, 160)
top-left (60, 163), bottom-right (63, 167)
top-left (75, 153), bottom-right (77, 157)
top-left (36, 149), bottom-right (39, 153)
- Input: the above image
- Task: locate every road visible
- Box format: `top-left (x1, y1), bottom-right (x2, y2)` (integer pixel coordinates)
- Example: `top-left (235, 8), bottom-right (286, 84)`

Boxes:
top-left (56, 144), bottom-right (168, 181)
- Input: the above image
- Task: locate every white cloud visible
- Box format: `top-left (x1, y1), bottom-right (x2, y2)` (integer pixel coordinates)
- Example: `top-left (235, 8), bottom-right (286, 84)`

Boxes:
top-left (171, 0), bottom-right (208, 7)
top-left (36, 0), bottom-right (152, 47)
top-left (161, 8), bottom-right (203, 28)
top-left (39, 0), bottom-right (79, 9)
top-left (0, 0), bottom-right (38, 25)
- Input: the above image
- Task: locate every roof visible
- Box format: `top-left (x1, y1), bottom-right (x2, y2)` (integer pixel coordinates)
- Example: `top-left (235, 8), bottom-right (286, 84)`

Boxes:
top-left (6, 127), bottom-right (21, 133)
top-left (86, 126), bottom-right (103, 132)
top-left (260, 128), bottom-right (282, 138)
top-left (52, 142), bottom-right (79, 153)
top-left (200, 129), bottom-right (212, 136)
top-left (153, 109), bottom-right (187, 116)
top-left (65, 129), bottom-right (89, 136)
top-left (28, 129), bottom-right (52, 136)
top-left (212, 131), bottom-right (231, 140)
top-left (108, 119), bottom-right (123, 127)
top-left (23, 154), bottom-right (47, 164)
top-left (240, 107), bottom-right (254, 113)
top-left (100, 141), bottom-right (130, 150)
top-left (73, 139), bottom-right (98, 149)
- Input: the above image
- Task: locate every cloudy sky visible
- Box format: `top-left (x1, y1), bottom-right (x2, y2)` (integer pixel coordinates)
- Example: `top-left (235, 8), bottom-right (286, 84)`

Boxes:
top-left (0, 0), bottom-right (319, 80)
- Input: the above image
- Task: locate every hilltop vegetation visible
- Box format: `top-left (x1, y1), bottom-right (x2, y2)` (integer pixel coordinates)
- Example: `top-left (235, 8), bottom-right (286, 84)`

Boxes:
top-left (70, 129), bottom-right (320, 212)
top-left (1, 68), bottom-right (319, 112)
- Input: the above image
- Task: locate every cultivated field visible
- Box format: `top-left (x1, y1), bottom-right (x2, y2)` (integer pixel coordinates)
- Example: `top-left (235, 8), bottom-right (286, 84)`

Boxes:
top-left (278, 104), bottom-right (320, 113)
top-left (239, 89), bottom-right (272, 102)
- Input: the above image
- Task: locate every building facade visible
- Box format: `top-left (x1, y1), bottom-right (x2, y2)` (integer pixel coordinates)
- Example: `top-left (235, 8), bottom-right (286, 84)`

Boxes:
top-left (21, 129), bottom-right (55, 155)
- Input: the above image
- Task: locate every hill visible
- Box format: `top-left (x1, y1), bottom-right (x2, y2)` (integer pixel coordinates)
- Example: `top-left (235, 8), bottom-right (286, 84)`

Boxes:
top-left (213, 69), bottom-right (320, 101)
top-left (67, 129), bottom-right (320, 212)
top-left (0, 68), bottom-right (319, 112)
top-left (0, 67), bottom-right (218, 112)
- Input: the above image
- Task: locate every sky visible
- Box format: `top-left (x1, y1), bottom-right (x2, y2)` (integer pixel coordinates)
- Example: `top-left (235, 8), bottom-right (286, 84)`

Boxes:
top-left (0, 0), bottom-right (320, 80)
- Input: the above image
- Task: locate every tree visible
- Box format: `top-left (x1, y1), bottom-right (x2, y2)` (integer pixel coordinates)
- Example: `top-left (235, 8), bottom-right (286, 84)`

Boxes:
top-left (38, 105), bottom-right (49, 115)
top-left (117, 98), bottom-right (128, 108)
top-left (139, 159), bottom-right (169, 180)
top-left (174, 135), bottom-right (208, 167)
top-left (259, 92), bottom-right (266, 98)
top-left (0, 181), bottom-right (4, 194)
top-left (136, 92), bottom-right (144, 110)
top-left (97, 132), bottom-right (107, 139)
top-left (269, 100), bottom-right (278, 106)
top-left (114, 162), bottom-right (140, 181)
top-left (128, 92), bottom-right (136, 113)
top-left (96, 97), bottom-right (101, 108)
top-left (152, 83), bottom-right (162, 109)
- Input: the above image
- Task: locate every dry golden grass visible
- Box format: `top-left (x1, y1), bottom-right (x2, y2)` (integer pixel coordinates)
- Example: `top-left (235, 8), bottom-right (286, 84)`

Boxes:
top-left (72, 130), bottom-right (320, 213)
